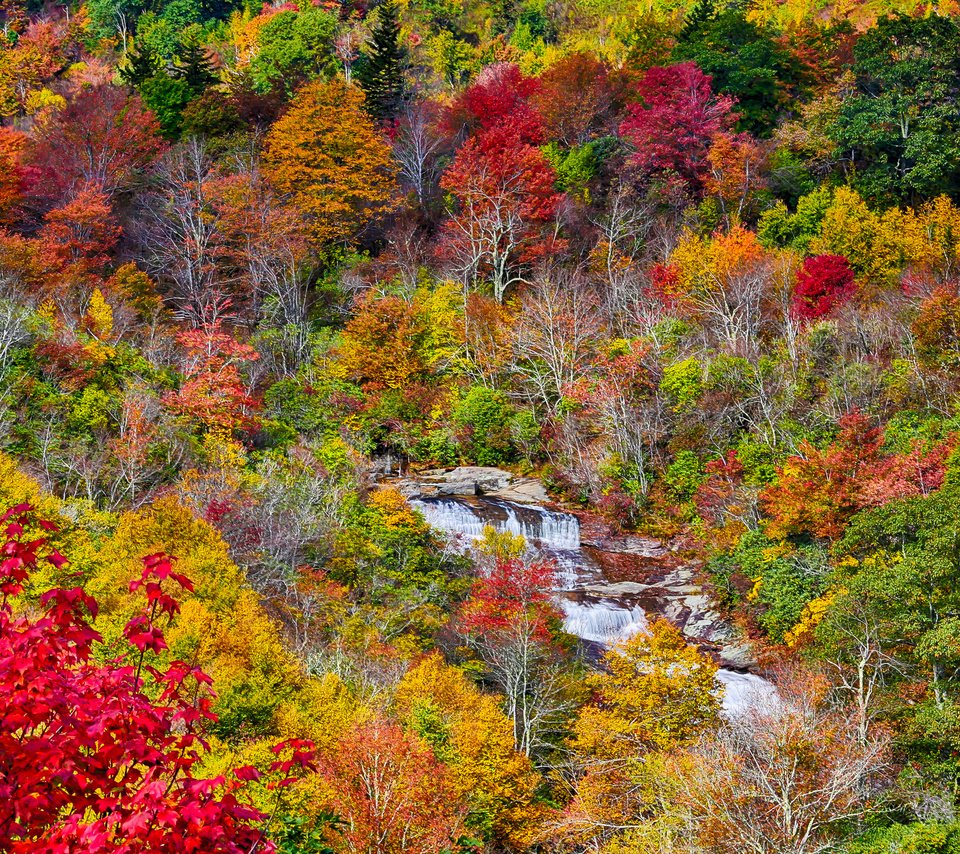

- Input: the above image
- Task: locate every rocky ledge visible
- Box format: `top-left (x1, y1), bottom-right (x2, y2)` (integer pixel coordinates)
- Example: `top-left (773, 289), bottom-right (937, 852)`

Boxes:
top-left (394, 466), bottom-right (549, 504)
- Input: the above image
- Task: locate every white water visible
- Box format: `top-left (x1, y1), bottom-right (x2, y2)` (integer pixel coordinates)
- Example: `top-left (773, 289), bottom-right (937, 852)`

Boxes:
top-left (411, 495), bottom-right (772, 714)
top-left (410, 497), bottom-right (581, 551)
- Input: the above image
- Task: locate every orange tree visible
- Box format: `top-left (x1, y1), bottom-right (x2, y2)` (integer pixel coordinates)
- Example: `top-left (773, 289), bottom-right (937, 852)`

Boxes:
top-left (262, 79), bottom-right (397, 251)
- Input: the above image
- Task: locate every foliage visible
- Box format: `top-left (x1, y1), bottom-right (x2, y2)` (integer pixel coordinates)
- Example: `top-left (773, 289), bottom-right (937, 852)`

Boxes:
top-left (263, 79), bottom-right (397, 249)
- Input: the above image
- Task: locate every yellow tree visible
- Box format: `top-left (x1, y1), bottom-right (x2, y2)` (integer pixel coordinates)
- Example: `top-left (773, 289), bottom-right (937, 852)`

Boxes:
top-left (394, 654), bottom-right (545, 850)
top-left (558, 620), bottom-right (720, 850)
top-left (263, 79), bottom-right (397, 249)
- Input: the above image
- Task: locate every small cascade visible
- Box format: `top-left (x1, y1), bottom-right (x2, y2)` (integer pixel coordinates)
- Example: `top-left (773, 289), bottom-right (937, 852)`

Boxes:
top-left (559, 597), bottom-right (648, 645)
top-left (411, 497), bottom-right (581, 551)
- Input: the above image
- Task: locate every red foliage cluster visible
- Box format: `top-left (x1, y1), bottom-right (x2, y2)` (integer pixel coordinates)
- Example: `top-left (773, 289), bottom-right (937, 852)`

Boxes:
top-left (458, 556), bottom-right (560, 644)
top-left (792, 254), bottom-right (856, 320)
top-left (447, 62), bottom-right (544, 145)
top-left (761, 411), bottom-right (953, 539)
top-left (0, 505), bottom-right (309, 852)
top-left (164, 315), bottom-right (261, 434)
top-left (29, 85), bottom-right (165, 203)
top-left (620, 62), bottom-right (736, 195)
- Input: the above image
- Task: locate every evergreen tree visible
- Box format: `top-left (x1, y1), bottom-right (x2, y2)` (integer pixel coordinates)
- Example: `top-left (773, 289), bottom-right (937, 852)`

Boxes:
top-left (119, 42), bottom-right (160, 88)
top-left (357, 0), bottom-right (406, 121)
top-left (174, 39), bottom-right (218, 96)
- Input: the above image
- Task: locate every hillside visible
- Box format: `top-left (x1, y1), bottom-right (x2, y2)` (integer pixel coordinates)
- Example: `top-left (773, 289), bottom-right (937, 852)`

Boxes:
top-left (3, 0), bottom-right (960, 849)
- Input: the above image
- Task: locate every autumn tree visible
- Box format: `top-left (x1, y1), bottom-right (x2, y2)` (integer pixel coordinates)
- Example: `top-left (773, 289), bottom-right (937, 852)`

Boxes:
top-left (666, 225), bottom-right (777, 355)
top-left (620, 62), bottom-right (737, 199)
top-left (447, 62), bottom-right (543, 145)
top-left (164, 316), bottom-right (260, 435)
top-left (263, 79), bottom-right (397, 249)
top-left (456, 555), bottom-right (572, 757)
top-left (0, 127), bottom-right (27, 224)
top-left (792, 254), bottom-right (855, 320)
top-left (29, 85), bottom-right (164, 203)
top-left (440, 126), bottom-right (563, 303)
top-left (37, 184), bottom-right (121, 298)
top-left (558, 620), bottom-right (720, 848)
top-left (320, 717), bottom-right (466, 854)
top-left (0, 506), bottom-right (288, 852)
top-left (394, 654), bottom-right (545, 849)
top-left (532, 52), bottom-right (623, 147)
top-left (762, 411), bottom-right (883, 541)
top-left (681, 671), bottom-right (891, 854)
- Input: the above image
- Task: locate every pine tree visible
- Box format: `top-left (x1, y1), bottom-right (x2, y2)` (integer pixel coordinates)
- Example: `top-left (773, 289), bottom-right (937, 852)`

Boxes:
top-left (357, 0), bottom-right (407, 121)
top-left (174, 39), bottom-right (218, 96)
top-left (118, 42), bottom-right (160, 88)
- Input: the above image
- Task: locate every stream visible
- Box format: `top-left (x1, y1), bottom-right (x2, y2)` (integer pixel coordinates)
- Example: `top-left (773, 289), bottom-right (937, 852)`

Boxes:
top-left (409, 494), bottom-right (775, 715)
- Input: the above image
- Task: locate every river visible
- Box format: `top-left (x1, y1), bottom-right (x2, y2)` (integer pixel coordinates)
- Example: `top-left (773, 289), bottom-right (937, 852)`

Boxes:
top-left (409, 494), bottom-right (775, 714)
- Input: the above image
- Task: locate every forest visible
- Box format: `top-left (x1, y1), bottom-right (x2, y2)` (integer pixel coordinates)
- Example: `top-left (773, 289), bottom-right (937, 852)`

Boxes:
top-left (3, 0), bottom-right (960, 848)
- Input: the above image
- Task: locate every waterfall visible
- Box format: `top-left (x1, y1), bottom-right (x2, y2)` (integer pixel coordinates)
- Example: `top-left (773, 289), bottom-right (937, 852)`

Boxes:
top-left (409, 491), bottom-right (775, 715)
top-left (410, 497), bottom-right (581, 551)
top-left (559, 597), bottom-right (649, 645)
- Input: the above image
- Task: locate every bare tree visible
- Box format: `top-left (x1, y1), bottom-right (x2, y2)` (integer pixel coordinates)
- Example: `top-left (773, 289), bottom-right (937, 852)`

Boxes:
top-left (682, 670), bottom-right (892, 854)
top-left (510, 271), bottom-right (603, 416)
top-left (392, 101), bottom-right (446, 208)
top-left (135, 139), bottom-right (222, 327)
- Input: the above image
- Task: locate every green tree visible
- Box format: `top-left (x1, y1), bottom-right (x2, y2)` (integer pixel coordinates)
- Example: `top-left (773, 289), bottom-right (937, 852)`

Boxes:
top-left (357, 0), bottom-right (407, 120)
top-left (672, 0), bottom-right (802, 137)
top-left (173, 37), bottom-right (217, 95)
top-left (831, 14), bottom-right (960, 204)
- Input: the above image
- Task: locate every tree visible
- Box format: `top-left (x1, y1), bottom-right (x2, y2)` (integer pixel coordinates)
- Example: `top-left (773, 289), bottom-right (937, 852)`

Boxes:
top-left (247, 6), bottom-right (337, 96)
top-left (792, 254), bottom-right (855, 320)
top-left (263, 79), bottom-right (397, 249)
top-left (391, 100), bottom-right (448, 208)
top-left (394, 654), bottom-right (545, 850)
top-left (37, 184), bottom-right (122, 297)
top-left (0, 127), bottom-right (26, 225)
top-left (449, 62), bottom-right (544, 145)
top-left (838, 476), bottom-right (960, 706)
top-left (681, 670), bottom-right (890, 854)
top-left (440, 126), bottom-right (563, 302)
top-left (559, 620), bottom-right (720, 849)
top-left (620, 62), bottom-right (737, 198)
top-left (356, 0), bottom-right (406, 120)
top-left (762, 411), bottom-right (883, 541)
top-left (456, 556), bottom-right (572, 757)
top-left (673, 2), bottom-right (802, 136)
top-left (666, 225), bottom-right (776, 356)
top-left (173, 36), bottom-right (218, 94)
top-left (164, 316), bottom-right (260, 435)
top-left (320, 718), bottom-right (466, 854)
top-left (135, 139), bottom-right (222, 325)
top-left (532, 52), bottom-right (623, 147)
top-left (29, 85), bottom-right (165, 202)
top-left (831, 14), bottom-right (960, 203)
top-left (0, 505), bottom-right (294, 852)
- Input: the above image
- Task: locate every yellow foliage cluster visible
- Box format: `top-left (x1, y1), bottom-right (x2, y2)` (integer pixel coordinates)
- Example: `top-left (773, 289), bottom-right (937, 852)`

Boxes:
top-left (784, 589), bottom-right (841, 648)
top-left (812, 188), bottom-right (960, 293)
top-left (669, 225), bottom-right (767, 299)
top-left (394, 654), bottom-right (546, 850)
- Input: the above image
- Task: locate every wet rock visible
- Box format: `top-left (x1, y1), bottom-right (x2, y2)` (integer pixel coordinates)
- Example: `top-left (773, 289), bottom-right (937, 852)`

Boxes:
top-left (435, 480), bottom-right (478, 496)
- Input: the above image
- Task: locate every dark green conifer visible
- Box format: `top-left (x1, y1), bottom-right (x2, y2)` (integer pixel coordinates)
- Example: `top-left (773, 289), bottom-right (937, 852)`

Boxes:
top-left (174, 39), bottom-right (218, 96)
top-left (357, 0), bottom-right (406, 121)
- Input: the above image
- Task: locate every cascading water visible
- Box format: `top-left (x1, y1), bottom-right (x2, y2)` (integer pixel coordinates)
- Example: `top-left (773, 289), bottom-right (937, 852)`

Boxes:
top-left (410, 497), bottom-right (581, 551)
top-left (411, 493), bottom-right (773, 714)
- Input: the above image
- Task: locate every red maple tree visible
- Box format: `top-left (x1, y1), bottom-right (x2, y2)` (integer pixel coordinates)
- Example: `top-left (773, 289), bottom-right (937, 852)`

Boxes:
top-left (620, 62), bottom-right (736, 197)
top-left (792, 254), bottom-right (856, 320)
top-left (0, 504), bottom-right (309, 852)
